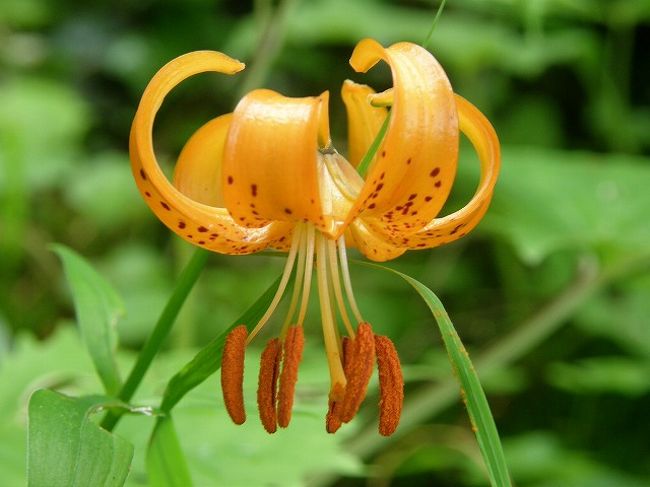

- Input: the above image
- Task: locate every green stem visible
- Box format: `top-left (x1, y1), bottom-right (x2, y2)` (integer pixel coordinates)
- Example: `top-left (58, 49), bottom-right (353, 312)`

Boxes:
top-left (101, 248), bottom-right (209, 431)
top-left (236, 0), bottom-right (299, 99)
top-left (357, 112), bottom-right (391, 178)
top-left (422, 0), bottom-right (448, 49)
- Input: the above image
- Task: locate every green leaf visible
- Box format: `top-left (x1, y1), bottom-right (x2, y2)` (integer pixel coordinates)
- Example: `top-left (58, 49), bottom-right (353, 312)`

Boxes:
top-left (364, 263), bottom-right (511, 487)
top-left (480, 148), bottom-right (650, 264)
top-left (546, 357), bottom-right (650, 396)
top-left (52, 245), bottom-right (123, 395)
top-left (28, 389), bottom-right (133, 487)
top-left (160, 275), bottom-right (282, 412)
top-left (147, 417), bottom-right (192, 487)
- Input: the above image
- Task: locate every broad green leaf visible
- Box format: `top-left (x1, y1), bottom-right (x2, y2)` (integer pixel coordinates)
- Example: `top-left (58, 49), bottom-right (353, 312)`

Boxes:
top-left (505, 432), bottom-right (650, 486)
top-left (575, 272), bottom-right (650, 356)
top-left (226, 0), bottom-right (598, 78)
top-left (546, 357), bottom-right (650, 396)
top-left (160, 275), bottom-right (282, 412)
top-left (146, 417), bottom-right (192, 487)
top-left (365, 263), bottom-right (511, 487)
top-left (65, 152), bottom-right (148, 231)
top-left (28, 389), bottom-right (133, 487)
top-left (480, 147), bottom-right (650, 264)
top-left (53, 245), bottom-right (123, 395)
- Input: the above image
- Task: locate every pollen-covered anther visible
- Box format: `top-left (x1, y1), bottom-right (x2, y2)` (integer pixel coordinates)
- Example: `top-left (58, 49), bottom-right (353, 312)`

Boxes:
top-left (325, 337), bottom-right (351, 433)
top-left (339, 322), bottom-right (376, 423)
top-left (325, 382), bottom-right (345, 434)
top-left (375, 335), bottom-right (404, 436)
top-left (221, 325), bottom-right (248, 425)
top-left (257, 338), bottom-right (282, 433)
top-left (277, 326), bottom-right (305, 428)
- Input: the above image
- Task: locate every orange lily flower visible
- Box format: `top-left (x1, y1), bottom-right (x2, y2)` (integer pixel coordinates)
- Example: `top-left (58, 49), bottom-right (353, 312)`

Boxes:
top-left (130, 39), bottom-right (500, 436)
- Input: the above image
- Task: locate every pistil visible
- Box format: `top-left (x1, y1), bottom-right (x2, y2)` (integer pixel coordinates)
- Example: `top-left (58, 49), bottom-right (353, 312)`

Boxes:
top-left (316, 232), bottom-right (347, 392)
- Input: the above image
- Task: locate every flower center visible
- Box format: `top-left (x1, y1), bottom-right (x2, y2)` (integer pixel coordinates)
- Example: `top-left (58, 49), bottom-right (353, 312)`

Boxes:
top-left (219, 148), bottom-right (404, 435)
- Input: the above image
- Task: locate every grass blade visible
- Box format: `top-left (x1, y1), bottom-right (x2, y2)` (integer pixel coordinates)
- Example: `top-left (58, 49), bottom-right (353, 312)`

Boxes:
top-left (364, 262), bottom-right (512, 487)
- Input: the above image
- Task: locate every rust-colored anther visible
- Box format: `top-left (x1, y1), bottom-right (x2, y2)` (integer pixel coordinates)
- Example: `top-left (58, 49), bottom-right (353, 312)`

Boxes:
top-left (375, 335), bottom-right (404, 436)
top-left (325, 382), bottom-right (345, 434)
top-left (277, 326), bottom-right (305, 428)
top-left (220, 325), bottom-right (248, 425)
top-left (339, 322), bottom-right (376, 423)
top-left (325, 337), bottom-right (351, 433)
top-left (257, 338), bottom-right (282, 433)
top-left (341, 336), bottom-right (352, 375)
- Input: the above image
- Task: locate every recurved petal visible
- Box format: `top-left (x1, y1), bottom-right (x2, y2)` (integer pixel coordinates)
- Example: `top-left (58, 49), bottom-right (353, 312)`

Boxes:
top-left (222, 89), bottom-right (333, 233)
top-left (398, 95), bottom-right (500, 249)
top-left (340, 80), bottom-right (388, 168)
top-left (130, 51), bottom-right (292, 255)
top-left (347, 218), bottom-right (406, 262)
top-left (340, 39), bottom-right (459, 238)
top-left (173, 114), bottom-right (232, 207)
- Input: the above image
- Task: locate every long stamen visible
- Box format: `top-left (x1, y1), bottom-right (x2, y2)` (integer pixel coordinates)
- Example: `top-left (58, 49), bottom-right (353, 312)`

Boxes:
top-left (247, 225), bottom-right (303, 344)
top-left (281, 225), bottom-right (307, 333)
top-left (337, 236), bottom-right (364, 324)
top-left (316, 233), bottom-right (347, 390)
top-left (297, 225), bottom-right (316, 326)
top-left (327, 238), bottom-right (355, 338)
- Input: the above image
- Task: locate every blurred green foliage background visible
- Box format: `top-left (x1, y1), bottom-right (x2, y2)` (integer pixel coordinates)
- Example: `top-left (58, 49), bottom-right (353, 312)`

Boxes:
top-left (1, 0), bottom-right (649, 485)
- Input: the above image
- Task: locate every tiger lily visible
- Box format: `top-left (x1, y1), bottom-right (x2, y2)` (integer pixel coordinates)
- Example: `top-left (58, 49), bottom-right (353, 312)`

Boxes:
top-left (130, 39), bottom-right (500, 436)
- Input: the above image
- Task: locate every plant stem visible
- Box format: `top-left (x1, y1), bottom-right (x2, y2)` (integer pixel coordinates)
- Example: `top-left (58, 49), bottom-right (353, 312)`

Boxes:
top-left (236, 0), bottom-right (299, 99)
top-left (101, 248), bottom-right (209, 432)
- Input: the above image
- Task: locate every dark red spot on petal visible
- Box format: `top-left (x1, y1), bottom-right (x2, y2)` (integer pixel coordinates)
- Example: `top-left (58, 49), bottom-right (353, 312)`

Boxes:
top-left (435, 181), bottom-right (442, 188)
top-left (144, 191), bottom-right (151, 197)
top-left (251, 184), bottom-right (257, 196)
top-left (408, 193), bottom-right (417, 201)
top-left (178, 221), bottom-right (186, 229)
top-left (284, 208), bottom-right (292, 215)
top-left (430, 167), bottom-right (440, 178)
top-left (227, 176), bottom-right (234, 184)
top-left (139, 169), bottom-right (147, 180)
top-left (161, 201), bottom-right (170, 211)
top-left (198, 226), bottom-right (208, 232)
top-left (424, 196), bottom-right (433, 202)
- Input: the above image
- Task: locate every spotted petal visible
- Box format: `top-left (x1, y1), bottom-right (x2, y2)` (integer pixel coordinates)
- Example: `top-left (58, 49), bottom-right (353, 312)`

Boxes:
top-left (404, 95), bottom-right (500, 248)
top-left (361, 95), bottom-right (500, 251)
top-left (339, 39), bottom-right (459, 238)
top-left (130, 51), bottom-right (292, 255)
top-left (222, 89), bottom-right (333, 235)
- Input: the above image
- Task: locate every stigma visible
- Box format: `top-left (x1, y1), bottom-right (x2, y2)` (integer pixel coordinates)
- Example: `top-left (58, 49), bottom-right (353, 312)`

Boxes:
top-left (220, 219), bottom-right (404, 435)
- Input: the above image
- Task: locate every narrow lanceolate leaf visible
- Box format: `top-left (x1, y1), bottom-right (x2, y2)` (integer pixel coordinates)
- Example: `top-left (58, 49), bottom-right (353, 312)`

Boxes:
top-left (28, 389), bottom-right (134, 487)
top-left (52, 245), bottom-right (123, 395)
top-left (160, 275), bottom-right (283, 412)
top-left (147, 416), bottom-right (192, 487)
top-left (366, 263), bottom-right (511, 487)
